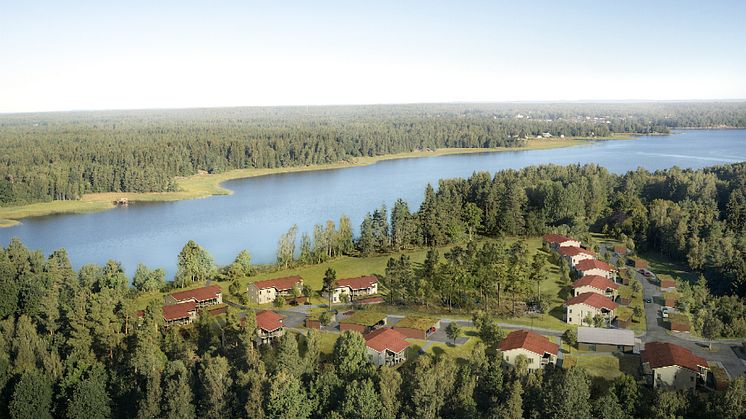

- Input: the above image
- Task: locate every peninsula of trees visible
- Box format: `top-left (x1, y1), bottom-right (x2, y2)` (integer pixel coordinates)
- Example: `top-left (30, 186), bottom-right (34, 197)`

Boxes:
top-left (1, 161), bottom-right (745, 418)
top-left (2, 102), bottom-right (745, 206)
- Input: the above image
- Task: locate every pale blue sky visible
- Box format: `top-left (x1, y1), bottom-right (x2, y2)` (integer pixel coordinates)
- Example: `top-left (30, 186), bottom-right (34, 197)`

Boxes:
top-left (1, 0), bottom-right (745, 112)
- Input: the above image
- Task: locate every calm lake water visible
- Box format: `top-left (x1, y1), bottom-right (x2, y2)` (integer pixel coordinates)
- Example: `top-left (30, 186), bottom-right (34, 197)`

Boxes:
top-left (2, 129), bottom-right (745, 277)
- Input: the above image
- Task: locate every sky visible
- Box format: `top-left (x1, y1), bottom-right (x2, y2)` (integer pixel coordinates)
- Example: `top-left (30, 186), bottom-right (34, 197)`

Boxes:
top-left (1, 0), bottom-right (745, 113)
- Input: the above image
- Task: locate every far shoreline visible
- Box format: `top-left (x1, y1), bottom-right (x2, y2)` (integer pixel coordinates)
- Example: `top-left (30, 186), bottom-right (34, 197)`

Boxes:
top-left (0, 135), bottom-right (633, 227)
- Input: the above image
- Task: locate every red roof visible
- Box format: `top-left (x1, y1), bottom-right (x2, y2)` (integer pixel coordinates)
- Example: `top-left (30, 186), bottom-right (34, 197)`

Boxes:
top-left (575, 259), bottom-right (615, 273)
top-left (163, 301), bottom-right (197, 321)
top-left (614, 246), bottom-right (627, 254)
top-left (642, 342), bottom-right (708, 373)
top-left (256, 310), bottom-right (284, 332)
top-left (543, 233), bottom-right (577, 244)
top-left (558, 246), bottom-right (596, 257)
top-left (572, 275), bottom-right (619, 291)
top-left (364, 327), bottom-right (410, 353)
top-left (660, 278), bottom-right (676, 288)
top-left (335, 275), bottom-right (378, 290)
top-left (566, 292), bottom-right (618, 310)
top-left (250, 276), bottom-right (302, 292)
top-left (169, 285), bottom-right (222, 303)
top-left (498, 329), bottom-right (559, 356)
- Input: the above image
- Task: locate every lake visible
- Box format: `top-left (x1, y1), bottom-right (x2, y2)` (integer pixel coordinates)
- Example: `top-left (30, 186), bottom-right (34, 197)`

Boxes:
top-left (2, 129), bottom-right (745, 277)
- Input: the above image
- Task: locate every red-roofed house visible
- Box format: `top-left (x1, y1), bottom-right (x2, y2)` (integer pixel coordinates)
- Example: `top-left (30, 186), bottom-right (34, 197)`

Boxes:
top-left (328, 276), bottom-right (379, 304)
top-left (558, 246), bottom-right (596, 267)
top-left (613, 246), bottom-right (627, 256)
top-left (642, 342), bottom-right (709, 390)
top-left (574, 259), bottom-right (616, 280)
top-left (572, 275), bottom-right (620, 299)
top-left (498, 330), bottom-right (559, 370)
top-left (162, 301), bottom-right (198, 326)
top-left (364, 327), bottom-right (410, 366)
top-left (255, 310), bottom-right (285, 345)
top-left (165, 285), bottom-right (223, 308)
top-left (566, 292), bottom-right (618, 326)
top-left (248, 276), bottom-right (303, 305)
top-left (543, 234), bottom-right (581, 250)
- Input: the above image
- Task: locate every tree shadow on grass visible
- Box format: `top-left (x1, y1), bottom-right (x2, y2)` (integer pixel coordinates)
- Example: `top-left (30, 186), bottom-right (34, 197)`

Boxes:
top-left (549, 306), bottom-right (566, 323)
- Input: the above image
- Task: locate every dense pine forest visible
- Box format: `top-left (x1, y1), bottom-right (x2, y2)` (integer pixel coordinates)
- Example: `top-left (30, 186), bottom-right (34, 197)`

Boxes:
top-left (332, 162), bottom-right (746, 297)
top-left (1, 163), bottom-right (746, 418)
top-left (282, 162), bottom-right (746, 336)
top-left (0, 240), bottom-right (745, 419)
top-left (2, 102), bottom-right (745, 206)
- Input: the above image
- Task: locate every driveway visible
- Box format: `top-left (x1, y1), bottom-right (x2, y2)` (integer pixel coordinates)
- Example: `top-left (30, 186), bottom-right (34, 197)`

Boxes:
top-left (636, 268), bottom-right (746, 380)
top-left (596, 243), bottom-right (746, 380)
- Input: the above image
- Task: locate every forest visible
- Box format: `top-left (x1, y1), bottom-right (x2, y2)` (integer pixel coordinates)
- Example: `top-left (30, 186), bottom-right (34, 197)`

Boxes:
top-left (2, 102), bottom-right (745, 206)
top-left (0, 238), bottom-right (744, 419)
top-left (268, 162), bottom-right (746, 337)
top-left (1, 162), bottom-right (746, 418)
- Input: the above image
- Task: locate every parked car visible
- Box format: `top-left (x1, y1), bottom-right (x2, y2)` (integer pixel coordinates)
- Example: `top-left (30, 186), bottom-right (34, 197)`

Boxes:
top-left (638, 269), bottom-right (653, 277)
top-left (661, 307), bottom-right (670, 318)
top-left (645, 297), bottom-right (653, 304)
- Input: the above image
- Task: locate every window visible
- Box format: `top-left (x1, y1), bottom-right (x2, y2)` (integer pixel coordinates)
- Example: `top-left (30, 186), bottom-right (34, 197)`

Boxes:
top-left (569, 309), bottom-right (572, 314)
top-left (527, 358), bottom-right (534, 364)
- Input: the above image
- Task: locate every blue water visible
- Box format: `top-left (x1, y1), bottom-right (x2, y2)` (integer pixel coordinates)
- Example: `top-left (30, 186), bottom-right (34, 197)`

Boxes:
top-left (2, 129), bottom-right (744, 277)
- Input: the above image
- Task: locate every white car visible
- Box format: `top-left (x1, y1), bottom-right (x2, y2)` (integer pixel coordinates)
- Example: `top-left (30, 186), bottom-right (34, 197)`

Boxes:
top-left (660, 307), bottom-right (670, 318)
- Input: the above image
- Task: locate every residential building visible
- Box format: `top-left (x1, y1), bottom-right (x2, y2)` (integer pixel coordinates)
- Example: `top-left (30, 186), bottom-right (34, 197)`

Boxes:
top-left (162, 301), bottom-right (198, 326)
top-left (613, 246), bottom-right (627, 256)
top-left (543, 233), bottom-right (581, 250)
top-left (558, 246), bottom-right (596, 267)
top-left (565, 292), bottom-right (618, 326)
top-left (392, 316), bottom-right (440, 340)
top-left (165, 284), bottom-right (223, 308)
top-left (327, 275), bottom-right (379, 304)
top-left (247, 276), bottom-right (303, 305)
top-left (574, 259), bottom-right (616, 280)
top-left (572, 275), bottom-right (619, 299)
top-left (577, 327), bottom-right (635, 353)
top-left (498, 330), bottom-right (559, 370)
top-left (255, 310), bottom-right (285, 345)
top-left (364, 328), bottom-right (410, 366)
top-left (642, 342), bottom-right (709, 390)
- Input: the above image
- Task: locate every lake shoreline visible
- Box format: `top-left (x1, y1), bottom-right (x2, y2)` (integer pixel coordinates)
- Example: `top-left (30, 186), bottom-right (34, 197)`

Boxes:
top-left (0, 135), bottom-right (630, 227)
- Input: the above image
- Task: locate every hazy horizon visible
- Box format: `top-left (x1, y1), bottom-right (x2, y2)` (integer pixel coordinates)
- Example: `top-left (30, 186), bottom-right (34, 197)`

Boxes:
top-left (2, 0), bottom-right (745, 113)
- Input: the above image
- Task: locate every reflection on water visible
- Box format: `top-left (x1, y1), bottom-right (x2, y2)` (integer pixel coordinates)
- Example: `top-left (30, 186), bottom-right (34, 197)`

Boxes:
top-left (2, 129), bottom-right (745, 277)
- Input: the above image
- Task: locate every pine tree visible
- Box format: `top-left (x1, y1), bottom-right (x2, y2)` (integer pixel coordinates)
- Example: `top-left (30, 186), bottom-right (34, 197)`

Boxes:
top-left (162, 360), bottom-right (195, 419)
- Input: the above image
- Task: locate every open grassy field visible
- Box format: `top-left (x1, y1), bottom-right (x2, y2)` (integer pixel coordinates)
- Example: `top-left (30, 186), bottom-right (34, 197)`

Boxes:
top-left (563, 354), bottom-right (640, 379)
top-left (640, 250), bottom-right (698, 284)
top-left (0, 136), bottom-right (601, 227)
top-left (133, 235), bottom-right (574, 332)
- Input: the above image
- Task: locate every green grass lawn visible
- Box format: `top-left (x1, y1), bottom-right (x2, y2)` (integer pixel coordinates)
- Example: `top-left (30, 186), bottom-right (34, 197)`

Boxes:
top-left (133, 235), bottom-right (575, 333)
top-left (132, 234), bottom-right (595, 336)
top-left (563, 354), bottom-right (640, 379)
top-left (394, 316), bottom-right (440, 330)
top-left (640, 250), bottom-right (698, 284)
top-left (316, 331), bottom-right (341, 355)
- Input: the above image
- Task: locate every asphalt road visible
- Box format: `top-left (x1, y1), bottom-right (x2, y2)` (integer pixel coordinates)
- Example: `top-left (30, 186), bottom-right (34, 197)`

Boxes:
top-left (632, 256), bottom-right (746, 380)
